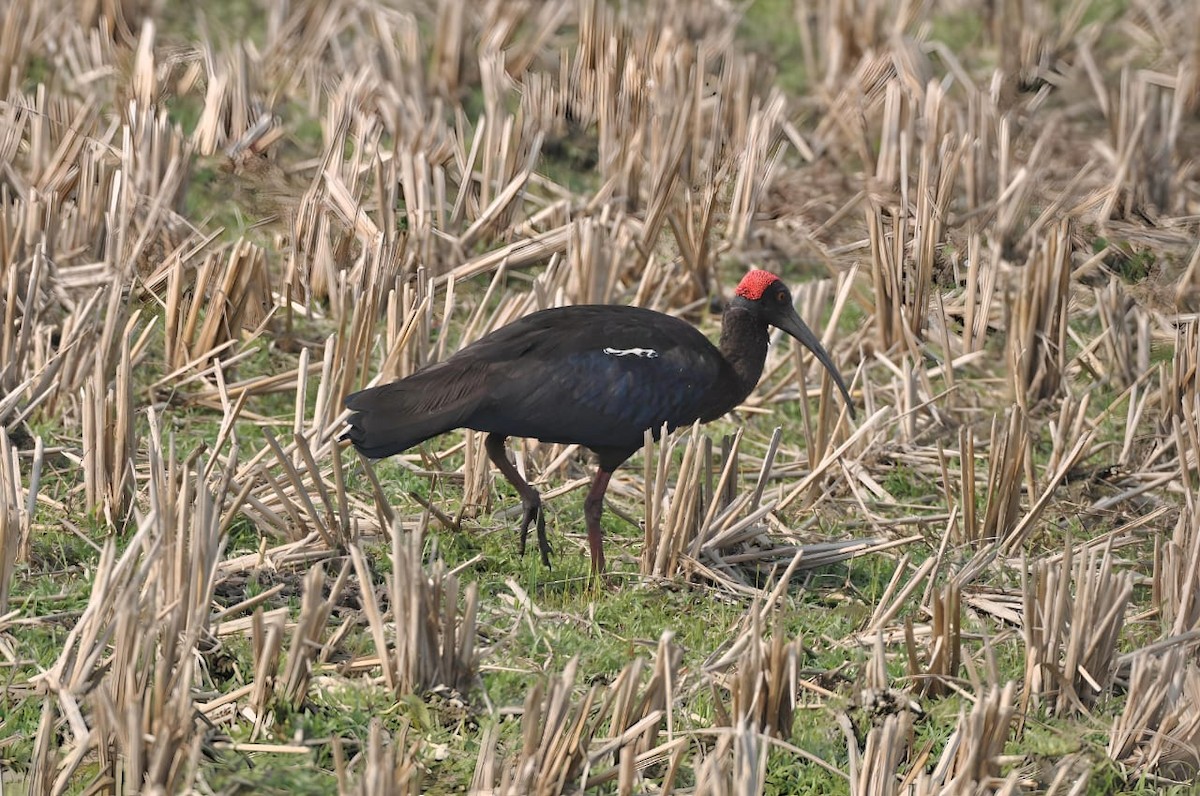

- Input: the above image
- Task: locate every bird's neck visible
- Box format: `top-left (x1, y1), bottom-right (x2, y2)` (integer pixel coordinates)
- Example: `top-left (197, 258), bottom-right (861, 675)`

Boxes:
top-left (716, 306), bottom-right (770, 409)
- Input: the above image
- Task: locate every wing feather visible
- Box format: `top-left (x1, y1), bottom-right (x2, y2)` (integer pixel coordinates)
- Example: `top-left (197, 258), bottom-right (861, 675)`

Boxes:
top-left (346, 304), bottom-right (729, 457)
top-left (460, 306), bottom-right (724, 449)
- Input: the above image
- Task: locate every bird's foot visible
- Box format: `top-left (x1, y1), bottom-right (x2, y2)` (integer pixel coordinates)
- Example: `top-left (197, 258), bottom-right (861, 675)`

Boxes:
top-left (535, 511), bottom-right (552, 568)
top-left (518, 501), bottom-right (552, 568)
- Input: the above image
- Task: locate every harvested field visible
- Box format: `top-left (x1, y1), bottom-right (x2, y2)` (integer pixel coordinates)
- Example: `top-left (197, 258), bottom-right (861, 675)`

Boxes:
top-left (2, 0), bottom-right (1200, 793)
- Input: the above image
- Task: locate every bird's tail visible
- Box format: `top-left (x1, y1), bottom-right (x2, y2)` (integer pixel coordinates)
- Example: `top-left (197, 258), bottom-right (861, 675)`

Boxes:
top-left (342, 368), bottom-right (480, 459)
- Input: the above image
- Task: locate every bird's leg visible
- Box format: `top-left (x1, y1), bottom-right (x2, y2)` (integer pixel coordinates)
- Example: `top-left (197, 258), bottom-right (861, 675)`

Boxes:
top-left (484, 433), bottom-right (551, 567)
top-left (583, 469), bottom-right (613, 575)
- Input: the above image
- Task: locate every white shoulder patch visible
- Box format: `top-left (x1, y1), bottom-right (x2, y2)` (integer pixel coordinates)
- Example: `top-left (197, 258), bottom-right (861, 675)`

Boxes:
top-left (603, 346), bottom-right (659, 359)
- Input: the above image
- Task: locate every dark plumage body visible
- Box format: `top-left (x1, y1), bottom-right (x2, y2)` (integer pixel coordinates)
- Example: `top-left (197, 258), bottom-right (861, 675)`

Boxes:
top-left (344, 271), bottom-right (853, 574)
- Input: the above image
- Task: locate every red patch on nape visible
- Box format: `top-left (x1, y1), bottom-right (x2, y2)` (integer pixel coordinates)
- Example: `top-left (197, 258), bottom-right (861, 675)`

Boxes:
top-left (734, 269), bottom-right (780, 300)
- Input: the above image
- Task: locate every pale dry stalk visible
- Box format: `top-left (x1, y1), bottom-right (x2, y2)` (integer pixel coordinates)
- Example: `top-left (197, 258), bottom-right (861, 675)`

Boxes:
top-left (1099, 66), bottom-right (1187, 221)
top-left (905, 581), bottom-right (961, 698)
top-left (924, 681), bottom-right (1019, 793)
top-left (849, 711), bottom-right (912, 796)
top-left (584, 631), bottom-right (685, 790)
top-left (692, 718), bottom-right (769, 796)
top-left (0, 430), bottom-right (21, 616)
top-left (1022, 542), bottom-right (1132, 716)
top-left (705, 604), bottom-right (801, 741)
top-left (81, 312), bottom-right (138, 527)
top-left (350, 521), bottom-right (478, 698)
top-left (1007, 220), bottom-right (1071, 408)
top-left (33, 417), bottom-right (229, 793)
top-left (979, 406), bottom-right (1028, 545)
top-left (282, 561), bottom-right (351, 705)
top-left (336, 717), bottom-right (423, 796)
top-left (1108, 647), bottom-right (1200, 781)
top-left (1157, 494), bottom-right (1200, 635)
top-left (1093, 279), bottom-right (1150, 389)
top-left (494, 657), bottom-right (597, 796)
top-left (866, 76), bottom-right (963, 352)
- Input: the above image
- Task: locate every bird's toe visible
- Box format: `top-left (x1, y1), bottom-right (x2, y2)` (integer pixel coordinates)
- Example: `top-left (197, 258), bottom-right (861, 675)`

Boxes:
top-left (518, 500), bottom-right (542, 557)
top-left (534, 509), bottom-right (553, 568)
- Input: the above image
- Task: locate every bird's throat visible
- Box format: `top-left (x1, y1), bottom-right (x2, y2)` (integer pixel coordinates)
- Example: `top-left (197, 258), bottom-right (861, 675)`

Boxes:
top-left (716, 307), bottom-right (771, 410)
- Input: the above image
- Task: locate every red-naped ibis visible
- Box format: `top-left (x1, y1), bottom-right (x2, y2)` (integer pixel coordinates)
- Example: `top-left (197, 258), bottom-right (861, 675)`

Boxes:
top-left (344, 270), bottom-right (854, 574)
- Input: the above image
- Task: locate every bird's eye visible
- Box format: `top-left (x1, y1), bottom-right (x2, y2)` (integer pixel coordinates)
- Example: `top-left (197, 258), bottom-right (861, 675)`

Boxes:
top-left (775, 290), bottom-right (788, 303)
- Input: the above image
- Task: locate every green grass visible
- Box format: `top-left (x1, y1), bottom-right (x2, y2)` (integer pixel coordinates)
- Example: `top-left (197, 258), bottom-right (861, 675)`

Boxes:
top-left (740, 0), bottom-right (809, 96)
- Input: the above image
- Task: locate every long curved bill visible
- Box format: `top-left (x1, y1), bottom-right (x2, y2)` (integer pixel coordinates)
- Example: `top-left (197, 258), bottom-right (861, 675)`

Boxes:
top-left (776, 307), bottom-right (856, 419)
